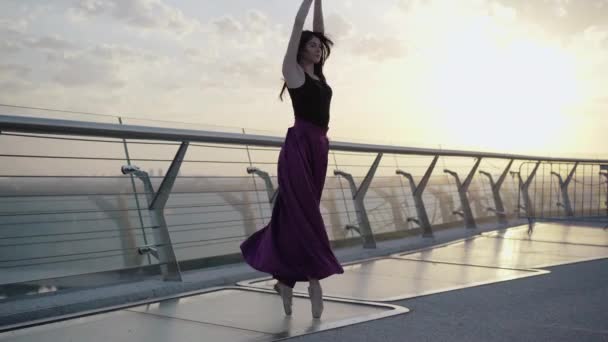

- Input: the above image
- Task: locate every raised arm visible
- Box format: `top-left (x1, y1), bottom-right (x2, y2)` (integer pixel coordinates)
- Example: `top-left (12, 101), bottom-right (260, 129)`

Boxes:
top-left (313, 0), bottom-right (324, 34)
top-left (282, 0), bottom-right (313, 88)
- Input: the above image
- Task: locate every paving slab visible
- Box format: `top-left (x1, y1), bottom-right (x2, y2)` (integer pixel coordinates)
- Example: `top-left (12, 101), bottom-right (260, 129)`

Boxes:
top-left (482, 222), bottom-right (608, 246)
top-left (239, 258), bottom-right (546, 302)
top-left (0, 287), bottom-right (407, 342)
top-left (395, 226), bottom-right (608, 269)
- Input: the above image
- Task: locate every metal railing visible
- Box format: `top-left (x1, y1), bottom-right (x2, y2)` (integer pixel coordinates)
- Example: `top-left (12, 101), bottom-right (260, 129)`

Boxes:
top-left (1, 113), bottom-right (607, 296)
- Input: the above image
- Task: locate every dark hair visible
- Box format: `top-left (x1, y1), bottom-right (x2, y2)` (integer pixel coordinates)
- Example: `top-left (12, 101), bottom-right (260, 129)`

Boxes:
top-left (279, 30), bottom-right (334, 101)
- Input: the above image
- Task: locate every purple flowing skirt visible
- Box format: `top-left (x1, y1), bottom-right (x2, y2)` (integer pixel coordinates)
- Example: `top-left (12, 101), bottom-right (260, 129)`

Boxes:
top-left (240, 118), bottom-right (344, 282)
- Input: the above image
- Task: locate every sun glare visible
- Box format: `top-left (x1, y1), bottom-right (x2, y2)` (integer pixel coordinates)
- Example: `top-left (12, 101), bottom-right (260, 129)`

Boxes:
top-left (422, 15), bottom-right (583, 152)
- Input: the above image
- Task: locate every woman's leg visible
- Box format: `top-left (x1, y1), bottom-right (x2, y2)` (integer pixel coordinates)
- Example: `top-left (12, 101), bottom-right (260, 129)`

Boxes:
top-left (308, 278), bottom-right (324, 318)
top-left (274, 276), bottom-right (296, 288)
top-left (273, 276), bottom-right (295, 316)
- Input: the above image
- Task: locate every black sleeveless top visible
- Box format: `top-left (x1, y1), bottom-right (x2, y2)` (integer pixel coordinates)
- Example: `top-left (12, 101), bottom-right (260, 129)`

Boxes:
top-left (287, 72), bottom-right (333, 128)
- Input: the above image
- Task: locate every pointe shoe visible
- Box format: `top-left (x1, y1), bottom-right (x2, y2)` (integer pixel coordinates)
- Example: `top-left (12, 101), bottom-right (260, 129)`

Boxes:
top-left (273, 282), bottom-right (293, 316)
top-left (308, 282), bottom-right (324, 319)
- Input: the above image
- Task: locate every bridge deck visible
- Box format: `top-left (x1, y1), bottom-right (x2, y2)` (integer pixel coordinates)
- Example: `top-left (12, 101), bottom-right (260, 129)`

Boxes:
top-left (1, 222), bottom-right (607, 341)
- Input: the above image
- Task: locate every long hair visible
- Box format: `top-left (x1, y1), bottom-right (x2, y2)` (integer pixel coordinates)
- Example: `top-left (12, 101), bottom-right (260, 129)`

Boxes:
top-left (279, 30), bottom-right (334, 101)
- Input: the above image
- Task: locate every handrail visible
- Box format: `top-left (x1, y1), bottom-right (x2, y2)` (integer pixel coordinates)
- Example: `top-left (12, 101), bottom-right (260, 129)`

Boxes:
top-left (1, 113), bottom-right (606, 290)
top-left (1, 114), bottom-right (608, 164)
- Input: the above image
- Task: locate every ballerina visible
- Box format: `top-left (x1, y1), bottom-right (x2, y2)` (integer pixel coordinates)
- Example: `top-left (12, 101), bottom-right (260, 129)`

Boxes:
top-left (240, 0), bottom-right (344, 319)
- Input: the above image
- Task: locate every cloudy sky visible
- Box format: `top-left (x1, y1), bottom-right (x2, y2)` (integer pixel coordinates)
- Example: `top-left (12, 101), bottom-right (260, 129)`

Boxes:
top-left (1, 0), bottom-right (607, 157)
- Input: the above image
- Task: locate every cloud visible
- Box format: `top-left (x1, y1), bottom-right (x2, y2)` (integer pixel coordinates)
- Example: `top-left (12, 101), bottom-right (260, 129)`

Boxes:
top-left (0, 18), bottom-right (28, 34)
top-left (1, 14), bottom-right (75, 55)
top-left (69, 0), bottom-right (199, 34)
top-left (489, 2), bottom-right (517, 21)
top-left (0, 64), bottom-right (31, 78)
top-left (183, 47), bottom-right (204, 58)
top-left (210, 9), bottom-right (286, 42)
top-left (580, 25), bottom-right (608, 48)
top-left (397, 0), bottom-right (432, 12)
top-left (0, 40), bottom-right (21, 54)
top-left (219, 56), bottom-right (277, 87)
top-left (203, 9), bottom-right (286, 60)
top-left (0, 79), bottom-right (35, 95)
top-left (47, 44), bottom-right (159, 88)
top-left (494, 0), bottom-right (608, 35)
top-left (212, 15), bottom-right (242, 36)
top-left (351, 35), bottom-right (406, 61)
top-left (24, 35), bottom-right (76, 52)
top-left (245, 10), bottom-right (270, 35)
top-left (176, 10), bottom-right (286, 90)
top-left (202, 10), bottom-right (290, 88)
top-left (72, 0), bottom-right (112, 17)
top-left (0, 18), bottom-right (28, 54)
top-left (91, 44), bottom-right (160, 63)
top-left (0, 64), bottom-right (33, 97)
top-left (326, 13), bottom-right (354, 40)
top-left (53, 58), bottom-right (126, 88)
top-left (393, 0), bottom-right (608, 37)
top-left (182, 46), bottom-right (219, 66)
top-left (2, 6), bottom-right (284, 97)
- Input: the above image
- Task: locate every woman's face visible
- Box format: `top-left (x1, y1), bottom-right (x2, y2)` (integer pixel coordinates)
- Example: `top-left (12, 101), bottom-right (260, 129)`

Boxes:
top-left (301, 37), bottom-right (322, 64)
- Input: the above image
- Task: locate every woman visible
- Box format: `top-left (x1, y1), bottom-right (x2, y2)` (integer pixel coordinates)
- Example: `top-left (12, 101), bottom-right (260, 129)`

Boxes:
top-left (240, 0), bottom-right (344, 319)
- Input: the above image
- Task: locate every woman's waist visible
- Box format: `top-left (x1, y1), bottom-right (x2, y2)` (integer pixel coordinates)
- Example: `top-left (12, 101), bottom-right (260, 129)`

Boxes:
top-left (293, 117), bottom-right (329, 135)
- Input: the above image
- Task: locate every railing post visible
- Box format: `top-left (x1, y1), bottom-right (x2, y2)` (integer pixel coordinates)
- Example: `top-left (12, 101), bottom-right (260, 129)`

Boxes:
top-left (396, 155), bottom-right (439, 237)
top-left (512, 161), bottom-right (541, 218)
top-left (551, 162), bottom-right (578, 216)
top-left (479, 159), bottom-right (513, 224)
top-left (121, 142), bottom-right (188, 281)
top-left (334, 153), bottom-right (382, 248)
top-left (444, 158), bottom-right (482, 229)
top-left (600, 168), bottom-right (608, 215)
top-left (246, 167), bottom-right (278, 207)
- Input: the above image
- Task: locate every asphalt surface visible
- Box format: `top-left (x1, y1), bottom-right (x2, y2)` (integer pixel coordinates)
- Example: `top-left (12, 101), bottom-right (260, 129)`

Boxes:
top-left (289, 258), bottom-right (608, 342)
